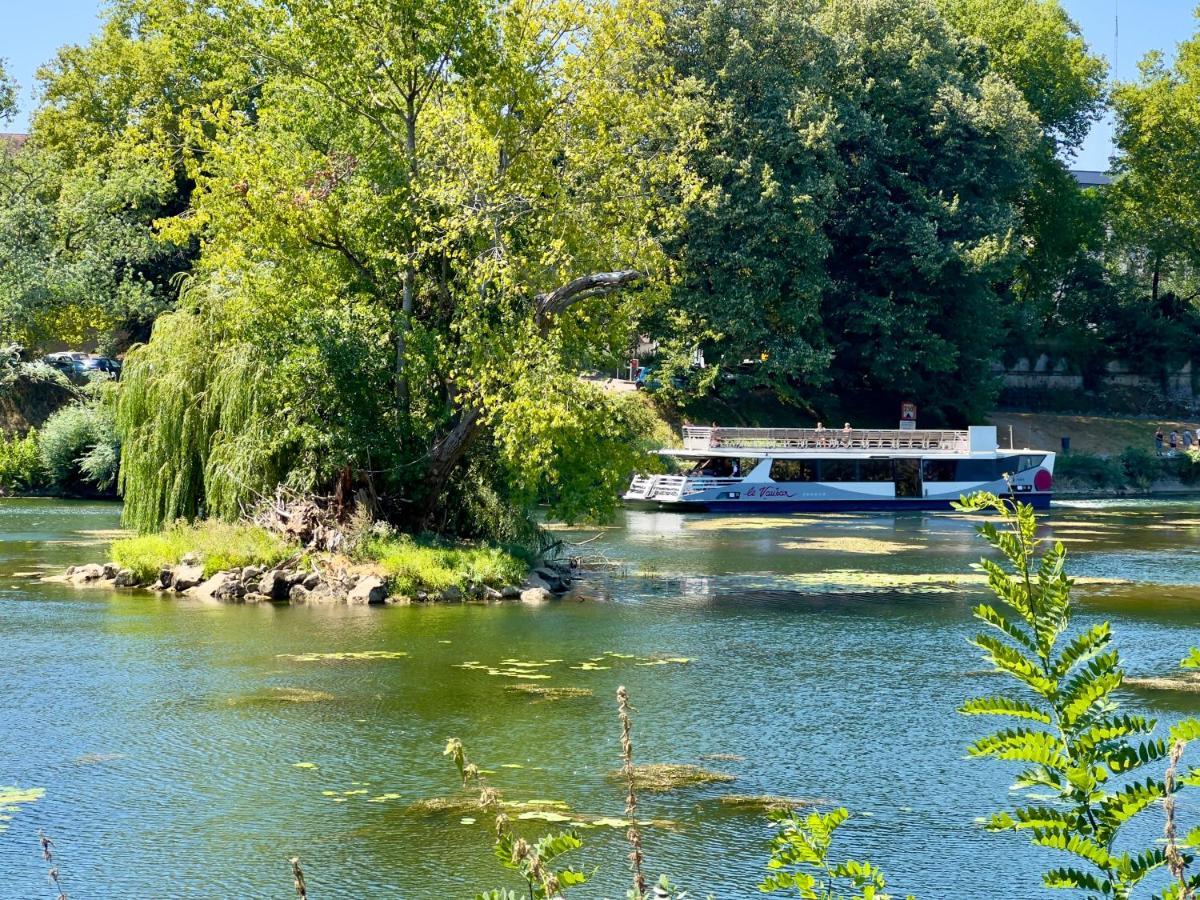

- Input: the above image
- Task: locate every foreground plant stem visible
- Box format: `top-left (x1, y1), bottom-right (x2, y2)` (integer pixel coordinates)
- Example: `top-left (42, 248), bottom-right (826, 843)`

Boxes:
top-left (617, 685), bottom-right (647, 900)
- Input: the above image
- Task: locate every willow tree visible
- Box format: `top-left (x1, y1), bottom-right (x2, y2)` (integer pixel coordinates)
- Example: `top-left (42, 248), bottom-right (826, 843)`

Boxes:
top-left (117, 0), bottom-right (688, 533)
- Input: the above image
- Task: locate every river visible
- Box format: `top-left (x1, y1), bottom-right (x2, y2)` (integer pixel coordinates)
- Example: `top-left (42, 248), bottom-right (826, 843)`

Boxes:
top-left (2, 497), bottom-right (1200, 898)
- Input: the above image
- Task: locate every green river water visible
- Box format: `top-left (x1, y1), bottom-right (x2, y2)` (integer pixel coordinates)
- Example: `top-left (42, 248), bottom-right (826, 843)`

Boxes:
top-left (3, 497), bottom-right (1200, 898)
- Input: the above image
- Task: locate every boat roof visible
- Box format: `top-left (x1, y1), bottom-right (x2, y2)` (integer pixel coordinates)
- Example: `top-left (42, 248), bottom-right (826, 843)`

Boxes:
top-left (664, 425), bottom-right (1051, 458)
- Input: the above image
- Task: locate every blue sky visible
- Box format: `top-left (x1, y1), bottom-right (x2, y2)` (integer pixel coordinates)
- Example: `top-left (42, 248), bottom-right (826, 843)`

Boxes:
top-left (1, 0), bottom-right (1197, 170)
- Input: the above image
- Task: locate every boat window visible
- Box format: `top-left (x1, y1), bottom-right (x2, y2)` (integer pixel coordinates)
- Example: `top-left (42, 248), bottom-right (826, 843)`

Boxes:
top-left (819, 459), bottom-right (858, 482)
top-left (858, 459), bottom-right (892, 482)
top-left (993, 456), bottom-right (1023, 478)
top-left (956, 459), bottom-right (1002, 480)
top-left (770, 459), bottom-right (817, 482)
top-left (739, 458), bottom-right (760, 476)
top-left (689, 458), bottom-right (736, 477)
top-left (1017, 454), bottom-right (1046, 472)
top-left (922, 460), bottom-right (957, 482)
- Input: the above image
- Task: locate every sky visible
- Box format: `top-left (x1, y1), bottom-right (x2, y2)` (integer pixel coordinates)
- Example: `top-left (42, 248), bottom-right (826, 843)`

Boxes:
top-left (0, 0), bottom-right (1197, 170)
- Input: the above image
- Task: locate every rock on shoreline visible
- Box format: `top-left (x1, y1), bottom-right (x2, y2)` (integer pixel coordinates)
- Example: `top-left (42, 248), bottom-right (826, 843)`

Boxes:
top-left (47, 557), bottom-right (577, 606)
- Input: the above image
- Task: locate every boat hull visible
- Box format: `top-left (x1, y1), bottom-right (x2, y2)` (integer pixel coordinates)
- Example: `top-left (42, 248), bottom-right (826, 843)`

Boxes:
top-left (623, 493), bottom-right (1052, 513)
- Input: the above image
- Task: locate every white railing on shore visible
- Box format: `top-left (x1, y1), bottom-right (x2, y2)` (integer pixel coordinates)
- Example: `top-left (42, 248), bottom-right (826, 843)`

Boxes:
top-left (681, 426), bottom-right (969, 452)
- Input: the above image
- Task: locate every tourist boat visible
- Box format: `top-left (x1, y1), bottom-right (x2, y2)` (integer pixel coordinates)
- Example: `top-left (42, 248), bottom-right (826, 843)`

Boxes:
top-left (623, 425), bottom-right (1054, 511)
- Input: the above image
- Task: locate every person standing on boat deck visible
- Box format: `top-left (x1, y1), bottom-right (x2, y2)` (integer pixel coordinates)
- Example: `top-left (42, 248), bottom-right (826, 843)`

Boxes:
top-left (815, 422), bottom-right (827, 447)
top-left (842, 422), bottom-right (853, 447)
top-left (1155, 428), bottom-right (1165, 454)
top-left (1170, 430), bottom-right (1180, 453)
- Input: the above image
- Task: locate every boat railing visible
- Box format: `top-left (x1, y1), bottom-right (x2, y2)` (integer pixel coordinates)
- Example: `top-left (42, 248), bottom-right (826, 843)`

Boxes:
top-left (681, 426), bottom-right (969, 452)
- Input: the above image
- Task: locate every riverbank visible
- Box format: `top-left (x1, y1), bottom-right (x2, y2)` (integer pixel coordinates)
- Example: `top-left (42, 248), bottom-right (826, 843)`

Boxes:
top-left (47, 519), bottom-right (576, 605)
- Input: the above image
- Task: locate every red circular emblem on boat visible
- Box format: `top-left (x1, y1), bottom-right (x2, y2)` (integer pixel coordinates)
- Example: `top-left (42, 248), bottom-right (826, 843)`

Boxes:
top-left (1034, 469), bottom-right (1053, 492)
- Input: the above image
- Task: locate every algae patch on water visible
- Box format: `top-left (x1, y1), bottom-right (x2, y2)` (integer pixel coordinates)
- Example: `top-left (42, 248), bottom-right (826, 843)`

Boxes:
top-left (0, 787), bottom-right (45, 832)
top-left (506, 684), bottom-right (593, 702)
top-left (1126, 673), bottom-right (1200, 693)
top-left (717, 794), bottom-right (825, 812)
top-left (225, 687), bottom-right (334, 706)
top-left (611, 764), bottom-right (735, 792)
top-left (780, 537), bottom-right (923, 555)
top-left (277, 650), bottom-right (408, 662)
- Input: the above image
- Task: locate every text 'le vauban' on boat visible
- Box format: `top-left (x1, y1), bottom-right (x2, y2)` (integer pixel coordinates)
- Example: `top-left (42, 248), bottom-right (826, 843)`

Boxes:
top-left (624, 425), bottom-right (1055, 512)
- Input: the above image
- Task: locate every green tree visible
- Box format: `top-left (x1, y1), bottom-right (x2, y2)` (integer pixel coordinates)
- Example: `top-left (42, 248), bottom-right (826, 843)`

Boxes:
top-left (1110, 38), bottom-right (1200, 308)
top-left (938, 0), bottom-right (1105, 152)
top-left (655, 0), bottom-right (838, 404)
top-left (0, 58), bottom-right (15, 124)
top-left (816, 0), bottom-right (1038, 422)
top-left (116, 0), bottom-right (685, 533)
top-left (658, 0), bottom-right (1037, 422)
top-left (0, 144), bottom-right (183, 348)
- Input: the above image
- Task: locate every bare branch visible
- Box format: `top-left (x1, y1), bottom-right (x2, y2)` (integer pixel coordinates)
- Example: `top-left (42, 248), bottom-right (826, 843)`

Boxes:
top-left (533, 269), bottom-right (643, 331)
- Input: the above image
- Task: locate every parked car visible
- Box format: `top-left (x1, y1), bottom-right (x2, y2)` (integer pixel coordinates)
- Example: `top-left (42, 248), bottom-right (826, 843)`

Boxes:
top-left (43, 352), bottom-right (122, 379)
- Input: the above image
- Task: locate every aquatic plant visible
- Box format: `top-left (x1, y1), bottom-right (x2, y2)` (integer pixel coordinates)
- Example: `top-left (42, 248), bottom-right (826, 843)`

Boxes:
top-left (610, 764), bottom-right (735, 792)
top-left (957, 491), bottom-right (1200, 898)
top-left (0, 786), bottom-right (44, 833)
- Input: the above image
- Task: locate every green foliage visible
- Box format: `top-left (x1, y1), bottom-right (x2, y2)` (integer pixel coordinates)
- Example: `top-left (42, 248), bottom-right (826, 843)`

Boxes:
top-left (39, 380), bottom-right (120, 493)
top-left (111, 520), bottom-right (294, 582)
top-left (1118, 446), bottom-right (1167, 490)
top-left (0, 429), bottom-right (46, 493)
top-left (760, 807), bottom-right (911, 899)
top-left (0, 58), bottom-right (15, 124)
top-left (660, 0), bottom-right (1038, 422)
top-left (356, 532), bottom-right (527, 596)
top-left (112, 0), bottom-right (676, 535)
top-left (1054, 453), bottom-right (1126, 490)
top-left (1111, 36), bottom-right (1200, 310)
top-left (957, 491), bottom-right (1200, 898)
top-left (938, 0), bottom-right (1105, 151)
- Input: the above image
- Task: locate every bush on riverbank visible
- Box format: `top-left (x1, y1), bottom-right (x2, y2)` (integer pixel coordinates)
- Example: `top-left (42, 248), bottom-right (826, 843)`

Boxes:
top-left (1056, 447), bottom-right (1200, 491)
top-left (39, 383), bottom-right (121, 495)
top-left (0, 428), bottom-right (46, 493)
top-left (112, 521), bottom-right (296, 583)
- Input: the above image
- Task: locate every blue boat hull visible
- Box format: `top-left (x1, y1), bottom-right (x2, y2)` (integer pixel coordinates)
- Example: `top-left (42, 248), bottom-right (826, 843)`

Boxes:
top-left (625, 494), bottom-right (1052, 513)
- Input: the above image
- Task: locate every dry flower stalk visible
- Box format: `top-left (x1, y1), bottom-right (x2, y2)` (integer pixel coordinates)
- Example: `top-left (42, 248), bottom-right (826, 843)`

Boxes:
top-left (39, 830), bottom-right (67, 900)
top-left (289, 856), bottom-right (308, 899)
top-left (617, 685), bottom-right (647, 900)
top-left (1164, 739), bottom-right (1194, 899)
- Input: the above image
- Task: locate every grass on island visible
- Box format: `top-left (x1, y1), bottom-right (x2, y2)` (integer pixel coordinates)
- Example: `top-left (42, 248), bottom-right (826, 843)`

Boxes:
top-left (112, 520), bottom-right (295, 582)
top-left (357, 534), bottom-right (528, 596)
top-left (110, 520), bottom-right (529, 595)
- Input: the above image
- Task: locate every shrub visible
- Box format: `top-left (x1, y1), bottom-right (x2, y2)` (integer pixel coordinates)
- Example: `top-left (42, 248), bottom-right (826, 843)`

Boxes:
top-left (1180, 449), bottom-right (1200, 486)
top-left (39, 383), bottom-right (120, 494)
top-left (1054, 451), bottom-right (1124, 489)
top-left (0, 429), bottom-right (46, 492)
top-left (357, 532), bottom-right (527, 596)
top-left (1118, 445), bottom-right (1166, 489)
top-left (112, 521), bottom-right (295, 582)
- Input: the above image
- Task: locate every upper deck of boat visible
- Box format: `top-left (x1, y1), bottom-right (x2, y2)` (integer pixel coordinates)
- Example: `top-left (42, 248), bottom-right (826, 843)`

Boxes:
top-left (663, 425), bottom-right (1035, 459)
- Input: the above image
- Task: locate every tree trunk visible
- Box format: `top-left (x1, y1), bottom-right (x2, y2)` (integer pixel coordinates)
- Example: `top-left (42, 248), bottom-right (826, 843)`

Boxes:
top-left (417, 406), bottom-right (482, 526)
